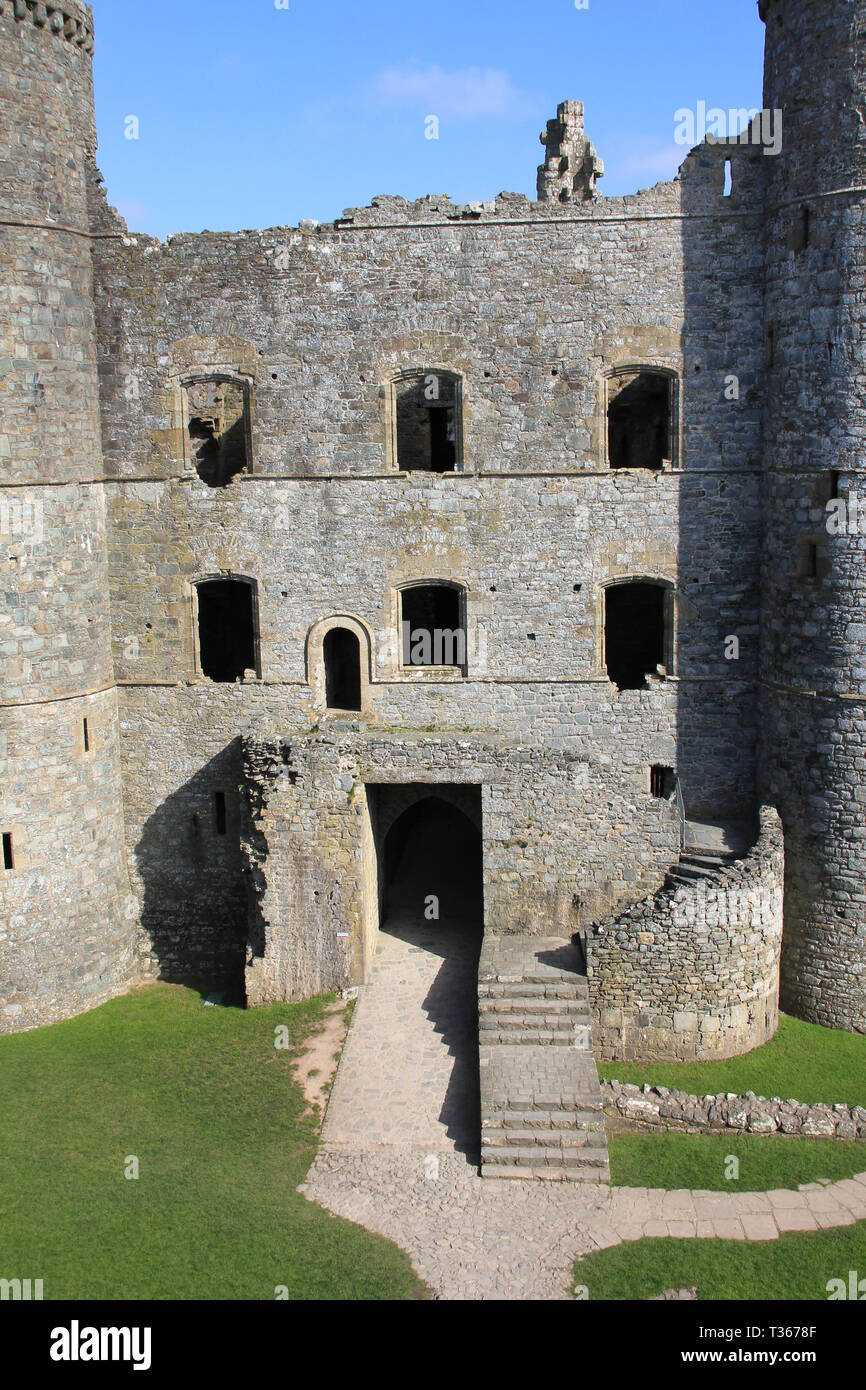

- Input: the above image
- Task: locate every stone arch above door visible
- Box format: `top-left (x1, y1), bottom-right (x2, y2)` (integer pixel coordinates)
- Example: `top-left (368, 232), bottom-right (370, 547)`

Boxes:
top-left (374, 783), bottom-right (483, 844)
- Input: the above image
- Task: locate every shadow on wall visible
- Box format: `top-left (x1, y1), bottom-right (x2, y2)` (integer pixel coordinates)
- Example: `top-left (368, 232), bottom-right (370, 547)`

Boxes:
top-left (134, 741), bottom-right (247, 997)
top-left (676, 138), bottom-right (764, 823)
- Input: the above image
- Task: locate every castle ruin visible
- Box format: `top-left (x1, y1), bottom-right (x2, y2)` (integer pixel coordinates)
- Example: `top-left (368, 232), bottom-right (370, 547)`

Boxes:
top-left (2, 0), bottom-right (865, 1150)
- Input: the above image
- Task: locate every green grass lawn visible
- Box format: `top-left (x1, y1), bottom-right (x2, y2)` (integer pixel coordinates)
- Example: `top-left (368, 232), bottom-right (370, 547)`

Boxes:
top-left (575, 1223), bottom-right (866, 1300)
top-left (600, 1014), bottom-right (866, 1107)
top-left (0, 984), bottom-right (425, 1300)
top-left (609, 1130), bottom-right (866, 1191)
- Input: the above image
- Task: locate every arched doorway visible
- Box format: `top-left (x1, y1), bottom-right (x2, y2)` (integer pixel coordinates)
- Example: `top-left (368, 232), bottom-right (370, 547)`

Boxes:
top-left (381, 794), bottom-right (483, 928)
top-left (323, 627), bottom-right (362, 711)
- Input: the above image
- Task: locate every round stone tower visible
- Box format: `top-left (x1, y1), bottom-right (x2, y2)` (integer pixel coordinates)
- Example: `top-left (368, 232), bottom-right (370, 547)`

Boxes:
top-left (0, 1), bottom-right (136, 1031)
top-left (759, 0), bottom-right (866, 1031)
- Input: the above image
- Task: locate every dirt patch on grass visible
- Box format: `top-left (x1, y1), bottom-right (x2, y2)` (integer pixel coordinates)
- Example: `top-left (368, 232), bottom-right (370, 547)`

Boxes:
top-left (293, 1000), bottom-right (351, 1118)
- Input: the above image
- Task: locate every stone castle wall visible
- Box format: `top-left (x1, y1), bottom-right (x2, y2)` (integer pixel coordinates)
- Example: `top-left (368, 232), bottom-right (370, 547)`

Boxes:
top-left (86, 135), bottom-right (767, 992)
top-left (0, 1), bottom-right (136, 1031)
top-left (759, 0), bottom-right (866, 1032)
top-left (240, 731), bottom-right (681, 1004)
top-left (3, 0), bottom-right (865, 1049)
top-left (602, 1080), bottom-right (866, 1142)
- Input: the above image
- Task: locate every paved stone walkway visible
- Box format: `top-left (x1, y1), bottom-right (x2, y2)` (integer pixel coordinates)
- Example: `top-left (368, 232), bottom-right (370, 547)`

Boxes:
top-left (302, 1152), bottom-right (866, 1300)
top-left (304, 906), bottom-right (866, 1299)
top-left (321, 914), bottom-right (482, 1155)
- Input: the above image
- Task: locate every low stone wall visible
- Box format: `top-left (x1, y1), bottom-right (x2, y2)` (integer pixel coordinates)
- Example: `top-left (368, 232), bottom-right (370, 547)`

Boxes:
top-left (586, 806), bottom-right (784, 1062)
top-left (602, 1081), bottom-right (866, 1141)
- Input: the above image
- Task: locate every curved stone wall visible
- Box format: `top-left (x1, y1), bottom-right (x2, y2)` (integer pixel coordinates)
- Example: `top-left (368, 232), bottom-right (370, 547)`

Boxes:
top-left (0, 1), bottom-right (136, 1032)
top-left (759, 0), bottom-right (866, 1032)
top-left (587, 806), bottom-right (784, 1061)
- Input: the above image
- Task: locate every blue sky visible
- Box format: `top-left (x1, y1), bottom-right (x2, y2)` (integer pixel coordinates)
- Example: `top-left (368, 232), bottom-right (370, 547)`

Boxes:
top-left (91, 0), bottom-right (765, 239)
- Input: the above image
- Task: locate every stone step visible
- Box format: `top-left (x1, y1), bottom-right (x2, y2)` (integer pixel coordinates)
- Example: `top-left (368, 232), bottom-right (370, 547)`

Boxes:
top-left (483, 1105), bottom-right (603, 1128)
top-left (481, 1162), bottom-right (611, 1183)
top-left (478, 937), bottom-right (610, 1185)
top-left (681, 850), bottom-right (739, 869)
top-left (478, 981), bottom-right (587, 1000)
top-left (482, 1127), bottom-right (606, 1148)
top-left (478, 1034), bottom-right (592, 1045)
top-left (685, 819), bottom-right (754, 858)
top-left (480, 1144), bottom-right (610, 1171)
top-left (518, 968), bottom-right (587, 985)
top-left (483, 1089), bottom-right (606, 1112)
top-left (479, 1012), bottom-right (591, 1031)
top-left (479, 1030), bottom-right (584, 1047)
top-left (480, 1029), bottom-right (594, 1048)
top-left (479, 1020), bottom-right (589, 1035)
top-left (482, 1119), bottom-right (604, 1134)
top-left (479, 996), bottom-right (588, 1015)
top-left (669, 861), bottom-right (719, 882)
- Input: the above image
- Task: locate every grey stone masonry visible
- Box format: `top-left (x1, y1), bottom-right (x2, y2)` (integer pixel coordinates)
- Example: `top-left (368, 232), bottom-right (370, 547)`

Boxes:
top-left (537, 100), bottom-right (604, 203)
top-left (4, 0), bottom-right (866, 1051)
top-left (602, 1081), bottom-right (866, 1142)
top-left (479, 937), bottom-right (610, 1182)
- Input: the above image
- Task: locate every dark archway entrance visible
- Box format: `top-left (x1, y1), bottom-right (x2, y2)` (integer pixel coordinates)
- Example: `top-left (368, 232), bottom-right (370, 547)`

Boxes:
top-left (383, 796), bottom-right (483, 927)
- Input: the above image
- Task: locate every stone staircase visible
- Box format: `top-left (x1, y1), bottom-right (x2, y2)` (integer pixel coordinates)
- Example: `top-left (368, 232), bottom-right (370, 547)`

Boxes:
top-left (478, 937), bottom-right (610, 1183)
top-left (479, 970), bottom-right (592, 1048)
top-left (665, 819), bottom-right (753, 890)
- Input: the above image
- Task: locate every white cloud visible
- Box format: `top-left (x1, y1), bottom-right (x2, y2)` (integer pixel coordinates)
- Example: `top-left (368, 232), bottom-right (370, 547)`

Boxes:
top-left (619, 138), bottom-right (685, 181)
top-left (602, 135), bottom-right (685, 189)
top-left (372, 63), bottom-right (531, 119)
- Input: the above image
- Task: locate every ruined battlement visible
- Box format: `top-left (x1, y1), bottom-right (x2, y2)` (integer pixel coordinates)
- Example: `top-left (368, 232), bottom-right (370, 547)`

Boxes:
top-left (537, 99), bottom-right (604, 204)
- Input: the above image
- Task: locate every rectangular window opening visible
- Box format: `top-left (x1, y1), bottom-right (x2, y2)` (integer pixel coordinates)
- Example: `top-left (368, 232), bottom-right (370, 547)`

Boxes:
top-left (214, 792), bottom-right (227, 836)
top-left (605, 583), bottom-right (668, 690)
top-left (401, 585), bottom-right (466, 669)
top-left (197, 579), bottom-right (257, 683)
top-left (607, 371), bottom-right (672, 470)
top-left (2, 832), bottom-right (14, 872)
top-left (395, 374), bottom-right (460, 473)
top-left (83, 717), bottom-right (90, 753)
top-left (794, 204), bottom-right (810, 252)
top-left (185, 379), bottom-right (250, 488)
top-left (650, 765), bottom-right (676, 799)
top-left (800, 541), bottom-right (819, 579)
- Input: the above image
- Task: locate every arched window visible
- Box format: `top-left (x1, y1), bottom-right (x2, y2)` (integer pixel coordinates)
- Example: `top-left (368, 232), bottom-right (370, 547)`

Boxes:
top-left (400, 583), bottom-right (466, 670)
top-left (195, 577), bottom-right (260, 682)
top-left (324, 627), bottom-right (362, 712)
top-left (393, 370), bottom-right (462, 472)
top-left (184, 376), bottom-right (251, 487)
top-left (604, 580), bottom-right (674, 690)
top-left (606, 367), bottom-right (676, 470)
